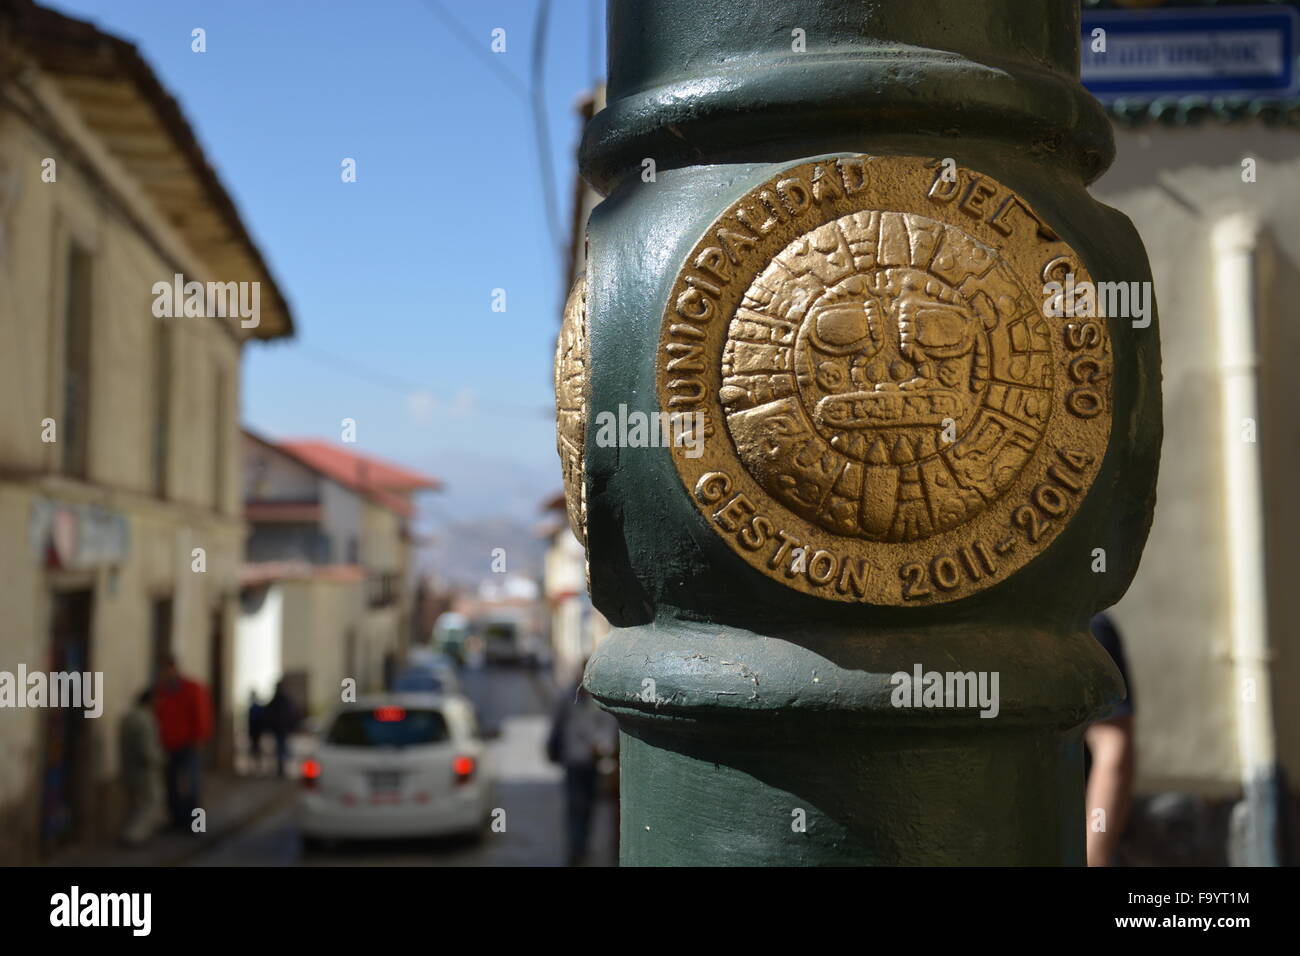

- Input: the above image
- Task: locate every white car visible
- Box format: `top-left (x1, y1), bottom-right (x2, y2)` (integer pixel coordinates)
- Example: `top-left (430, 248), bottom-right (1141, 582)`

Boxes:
top-left (299, 694), bottom-right (492, 847)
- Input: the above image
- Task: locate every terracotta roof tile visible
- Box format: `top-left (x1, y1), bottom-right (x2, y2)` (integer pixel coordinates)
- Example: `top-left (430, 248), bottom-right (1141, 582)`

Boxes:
top-left (251, 438), bottom-right (441, 518)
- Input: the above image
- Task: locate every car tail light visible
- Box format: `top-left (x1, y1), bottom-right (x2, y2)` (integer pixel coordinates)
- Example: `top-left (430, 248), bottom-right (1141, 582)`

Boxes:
top-left (373, 706), bottom-right (406, 722)
top-left (301, 758), bottom-right (321, 788)
top-left (452, 755), bottom-right (475, 784)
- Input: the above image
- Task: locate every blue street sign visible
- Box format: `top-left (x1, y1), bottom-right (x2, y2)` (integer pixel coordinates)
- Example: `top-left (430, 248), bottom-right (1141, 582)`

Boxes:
top-left (1081, 5), bottom-right (1300, 99)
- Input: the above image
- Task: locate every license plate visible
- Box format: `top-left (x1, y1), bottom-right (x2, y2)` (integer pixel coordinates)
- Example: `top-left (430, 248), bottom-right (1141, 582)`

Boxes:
top-left (368, 771), bottom-right (402, 794)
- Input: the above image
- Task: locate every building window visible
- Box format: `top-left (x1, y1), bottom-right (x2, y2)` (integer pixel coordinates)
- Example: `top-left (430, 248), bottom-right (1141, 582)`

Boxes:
top-left (149, 596), bottom-right (173, 681)
top-left (314, 531), bottom-right (331, 565)
top-left (61, 243), bottom-right (92, 479)
top-left (152, 322), bottom-right (171, 498)
top-left (367, 571), bottom-right (398, 608)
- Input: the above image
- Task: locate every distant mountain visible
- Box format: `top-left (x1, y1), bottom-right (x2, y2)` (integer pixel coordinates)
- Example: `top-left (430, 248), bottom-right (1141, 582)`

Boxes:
top-left (417, 513), bottom-right (553, 592)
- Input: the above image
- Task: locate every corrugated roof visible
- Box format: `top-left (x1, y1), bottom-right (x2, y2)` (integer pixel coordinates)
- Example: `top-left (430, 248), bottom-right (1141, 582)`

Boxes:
top-left (0, 0), bottom-right (295, 338)
top-left (1106, 95), bottom-right (1300, 126)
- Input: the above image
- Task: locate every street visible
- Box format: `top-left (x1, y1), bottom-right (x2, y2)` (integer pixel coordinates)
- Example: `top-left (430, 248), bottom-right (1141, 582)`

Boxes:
top-left (187, 666), bottom-right (617, 867)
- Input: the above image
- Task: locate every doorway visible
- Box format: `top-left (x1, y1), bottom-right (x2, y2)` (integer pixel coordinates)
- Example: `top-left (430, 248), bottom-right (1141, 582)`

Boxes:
top-left (207, 606), bottom-right (227, 768)
top-left (39, 588), bottom-right (93, 853)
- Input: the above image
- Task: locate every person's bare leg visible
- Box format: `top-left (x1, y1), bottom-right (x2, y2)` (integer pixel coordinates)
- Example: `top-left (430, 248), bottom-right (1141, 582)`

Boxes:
top-left (1085, 715), bottom-right (1136, 866)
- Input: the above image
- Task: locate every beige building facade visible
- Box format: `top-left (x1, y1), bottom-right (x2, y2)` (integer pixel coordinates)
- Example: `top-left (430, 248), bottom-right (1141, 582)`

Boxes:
top-left (0, 1), bottom-right (292, 862)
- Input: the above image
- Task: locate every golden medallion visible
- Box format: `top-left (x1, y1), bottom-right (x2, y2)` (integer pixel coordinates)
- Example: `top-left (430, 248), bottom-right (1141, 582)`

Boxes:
top-left (556, 272), bottom-right (589, 546)
top-left (657, 155), bottom-right (1112, 605)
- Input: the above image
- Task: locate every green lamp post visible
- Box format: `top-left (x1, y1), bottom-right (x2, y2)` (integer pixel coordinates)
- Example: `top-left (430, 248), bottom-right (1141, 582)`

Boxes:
top-left (557, 0), bottom-right (1161, 865)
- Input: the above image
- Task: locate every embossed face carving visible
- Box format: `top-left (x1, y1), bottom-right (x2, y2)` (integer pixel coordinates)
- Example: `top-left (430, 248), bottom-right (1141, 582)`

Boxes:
top-left (720, 210), bottom-right (1053, 544)
top-left (796, 267), bottom-right (986, 463)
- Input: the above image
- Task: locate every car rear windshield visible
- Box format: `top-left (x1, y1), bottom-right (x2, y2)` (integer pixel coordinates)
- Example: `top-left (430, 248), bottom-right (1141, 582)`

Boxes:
top-left (392, 668), bottom-right (446, 693)
top-left (326, 708), bottom-right (450, 747)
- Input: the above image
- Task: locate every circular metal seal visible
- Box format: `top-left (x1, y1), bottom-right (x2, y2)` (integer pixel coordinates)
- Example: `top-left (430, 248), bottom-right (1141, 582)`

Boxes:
top-left (556, 272), bottom-right (589, 546)
top-left (657, 155), bottom-right (1112, 605)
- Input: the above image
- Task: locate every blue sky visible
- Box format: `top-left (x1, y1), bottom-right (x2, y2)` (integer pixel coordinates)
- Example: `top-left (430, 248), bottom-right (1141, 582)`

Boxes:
top-left (47, 0), bottom-right (603, 531)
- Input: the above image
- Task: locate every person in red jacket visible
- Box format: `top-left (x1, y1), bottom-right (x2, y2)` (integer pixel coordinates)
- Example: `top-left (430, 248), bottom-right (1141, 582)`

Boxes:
top-left (153, 655), bottom-right (213, 830)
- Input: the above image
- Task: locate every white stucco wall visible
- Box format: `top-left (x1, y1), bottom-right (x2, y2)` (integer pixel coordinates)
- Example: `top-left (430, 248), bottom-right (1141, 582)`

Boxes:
top-left (234, 584), bottom-right (283, 711)
top-left (1091, 124), bottom-right (1300, 795)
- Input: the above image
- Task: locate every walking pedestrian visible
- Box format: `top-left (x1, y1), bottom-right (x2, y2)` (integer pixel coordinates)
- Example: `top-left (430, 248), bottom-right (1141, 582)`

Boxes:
top-left (247, 691), bottom-right (265, 773)
top-left (547, 664), bottom-right (617, 866)
top-left (153, 655), bottom-right (213, 831)
top-left (263, 680), bottom-right (299, 778)
top-left (118, 687), bottom-right (165, 845)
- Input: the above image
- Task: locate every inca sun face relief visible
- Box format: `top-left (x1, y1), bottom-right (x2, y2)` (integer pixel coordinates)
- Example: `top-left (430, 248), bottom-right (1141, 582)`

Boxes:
top-left (657, 156), bottom-right (1112, 605)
